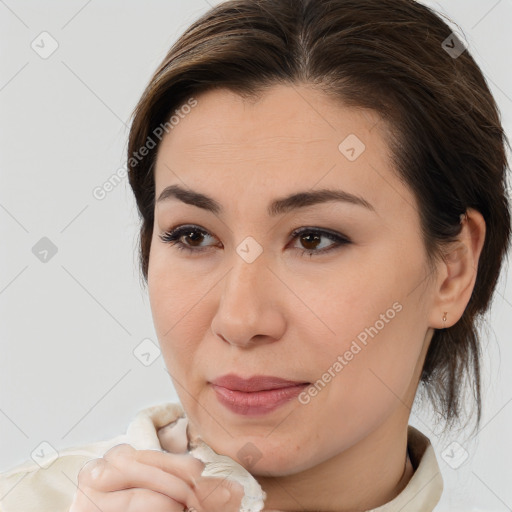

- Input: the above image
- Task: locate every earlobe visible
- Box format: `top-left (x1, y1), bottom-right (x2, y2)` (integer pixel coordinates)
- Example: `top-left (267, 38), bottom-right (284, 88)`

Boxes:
top-left (429, 208), bottom-right (486, 329)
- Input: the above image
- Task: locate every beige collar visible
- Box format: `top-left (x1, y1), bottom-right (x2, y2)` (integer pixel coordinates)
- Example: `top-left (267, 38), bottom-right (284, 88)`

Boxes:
top-left (367, 425), bottom-right (444, 511)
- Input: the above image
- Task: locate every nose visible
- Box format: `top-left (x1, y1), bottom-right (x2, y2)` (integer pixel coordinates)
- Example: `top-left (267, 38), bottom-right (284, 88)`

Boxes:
top-left (210, 250), bottom-right (286, 348)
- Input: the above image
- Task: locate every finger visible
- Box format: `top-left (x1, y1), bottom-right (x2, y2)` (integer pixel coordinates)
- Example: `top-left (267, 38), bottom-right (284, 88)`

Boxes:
top-left (77, 457), bottom-right (107, 488)
top-left (132, 448), bottom-right (206, 486)
top-left (91, 466), bottom-right (243, 512)
top-left (105, 487), bottom-right (187, 512)
top-left (132, 449), bottom-right (246, 511)
top-left (133, 450), bottom-right (245, 511)
top-left (221, 477), bottom-right (246, 504)
top-left (78, 444), bottom-right (245, 512)
top-left (102, 444), bottom-right (205, 486)
top-left (80, 453), bottom-right (194, 504)
top-left (188, 476), bottom-right (245, 512)
top-left (73, 484), bottom-right (187, 512)
top-left (133, 447), bottom-right (245, 508)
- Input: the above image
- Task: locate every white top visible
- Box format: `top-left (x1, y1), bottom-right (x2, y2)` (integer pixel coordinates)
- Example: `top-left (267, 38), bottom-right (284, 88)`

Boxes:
top-left (0, 401), bottom-right (444, 511)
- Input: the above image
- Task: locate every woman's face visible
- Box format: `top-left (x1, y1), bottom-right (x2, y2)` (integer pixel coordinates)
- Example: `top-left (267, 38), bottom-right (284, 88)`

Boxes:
top-left (148, 84), bottom-right (437, 475)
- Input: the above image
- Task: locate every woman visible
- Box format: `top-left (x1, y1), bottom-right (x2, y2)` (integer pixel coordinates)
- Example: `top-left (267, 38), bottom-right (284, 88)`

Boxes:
top-left (0, 0), bottom-right (509, 511)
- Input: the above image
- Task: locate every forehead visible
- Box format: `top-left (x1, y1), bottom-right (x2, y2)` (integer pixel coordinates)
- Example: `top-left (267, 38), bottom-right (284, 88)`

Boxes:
top-left (153, 85), bottom-right (416, 219)
top-left (159, 85), bottom-right (382, 155)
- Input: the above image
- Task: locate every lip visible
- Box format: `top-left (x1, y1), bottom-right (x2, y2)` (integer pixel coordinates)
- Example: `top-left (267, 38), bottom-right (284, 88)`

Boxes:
top-left (210, 374), bottom-right (309, 392)
top-left (210, 374), bottom-right (310, 416)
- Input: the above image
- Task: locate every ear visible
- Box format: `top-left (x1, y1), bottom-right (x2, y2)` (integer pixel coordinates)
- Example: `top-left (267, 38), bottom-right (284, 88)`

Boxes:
top-left (428, 207), bottom-right (486, 329)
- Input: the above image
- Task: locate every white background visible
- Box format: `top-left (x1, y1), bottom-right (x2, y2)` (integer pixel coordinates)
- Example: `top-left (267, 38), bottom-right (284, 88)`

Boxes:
top-left (1, 1), bottom-right (511, 510)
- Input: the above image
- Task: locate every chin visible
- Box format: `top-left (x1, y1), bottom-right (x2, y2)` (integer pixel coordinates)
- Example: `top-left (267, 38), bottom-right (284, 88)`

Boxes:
top-left (212, 436), bottom-right (314, 477)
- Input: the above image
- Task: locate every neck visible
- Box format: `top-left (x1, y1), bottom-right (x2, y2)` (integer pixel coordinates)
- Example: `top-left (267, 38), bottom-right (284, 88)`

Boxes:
top-left (256, 413), bottom-right (415, 512)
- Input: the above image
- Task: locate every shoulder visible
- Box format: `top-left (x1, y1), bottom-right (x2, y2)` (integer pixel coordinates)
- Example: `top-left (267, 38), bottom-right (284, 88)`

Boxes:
top-left (0, 401), bottom-right (184, 512)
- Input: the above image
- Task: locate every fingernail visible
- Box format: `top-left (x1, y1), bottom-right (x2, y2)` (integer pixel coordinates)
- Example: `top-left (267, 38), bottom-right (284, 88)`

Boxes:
top-left (90, 466), bottom-right (102, 480)
top-left (220, 486), bottom-right (231, 503)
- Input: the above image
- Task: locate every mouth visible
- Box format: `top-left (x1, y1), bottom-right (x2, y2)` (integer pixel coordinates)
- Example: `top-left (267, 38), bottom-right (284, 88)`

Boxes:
top-left (210, 373), bottom-right (310, 392)
top-left (209, 374), bottom-right (311, 416)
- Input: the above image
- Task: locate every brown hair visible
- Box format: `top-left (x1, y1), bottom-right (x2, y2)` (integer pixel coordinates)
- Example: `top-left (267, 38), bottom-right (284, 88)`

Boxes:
top-left (126, 0), bottom-right (511, 434)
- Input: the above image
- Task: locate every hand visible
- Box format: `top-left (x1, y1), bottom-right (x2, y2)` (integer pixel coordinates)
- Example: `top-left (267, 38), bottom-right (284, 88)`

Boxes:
top-left (69, 443), bottom-right (245, 511)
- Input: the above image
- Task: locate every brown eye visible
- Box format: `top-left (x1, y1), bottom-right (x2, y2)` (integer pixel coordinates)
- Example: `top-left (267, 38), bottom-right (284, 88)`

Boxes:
top-left (183, 229), bottom-right (206, 246)
top-left (290, 227), bottom-right (351, 257)
top-left (299, 232), bottom-right (322, 251)
top-left (159, 225), bottom-right (217, 253)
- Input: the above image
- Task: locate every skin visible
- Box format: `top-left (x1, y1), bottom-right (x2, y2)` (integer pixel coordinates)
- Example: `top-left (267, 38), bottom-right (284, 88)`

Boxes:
top-left (69, 443), bottom-right (245, 511)
top-left (140, 83), bottom-right (485, 512)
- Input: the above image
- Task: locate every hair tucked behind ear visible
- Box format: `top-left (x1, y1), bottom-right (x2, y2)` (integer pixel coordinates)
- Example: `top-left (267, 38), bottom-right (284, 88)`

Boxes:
top-left (126, 0), bottom-right (511, 435)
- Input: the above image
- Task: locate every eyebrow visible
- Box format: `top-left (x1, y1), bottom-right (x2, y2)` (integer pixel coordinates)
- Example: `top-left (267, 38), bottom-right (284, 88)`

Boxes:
top-left (156, 184), bottom-right (375, 216)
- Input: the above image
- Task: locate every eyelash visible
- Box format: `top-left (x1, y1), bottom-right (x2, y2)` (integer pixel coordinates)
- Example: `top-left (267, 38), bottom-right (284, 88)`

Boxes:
top-left (158, 224), bottom-right (351, 258)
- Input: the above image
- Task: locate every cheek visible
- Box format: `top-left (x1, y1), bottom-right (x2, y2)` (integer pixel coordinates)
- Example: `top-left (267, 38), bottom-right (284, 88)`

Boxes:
top-left (313, 298), bottom-right (425, 431)
top-left (300, 257), bottom-right (426, 416)
top-left (148, 247), bottom-right (199, 333)
top-left (148, 255), bottom-right (218, 384)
